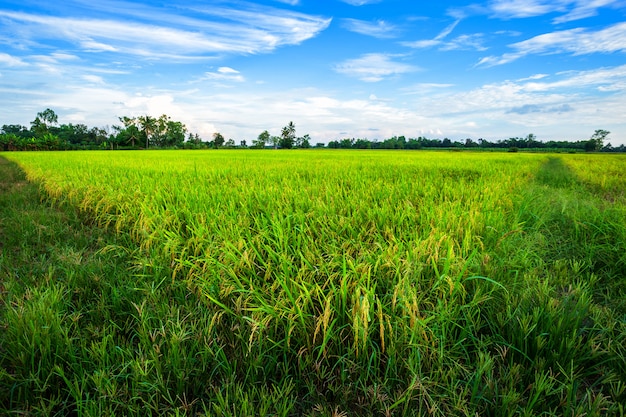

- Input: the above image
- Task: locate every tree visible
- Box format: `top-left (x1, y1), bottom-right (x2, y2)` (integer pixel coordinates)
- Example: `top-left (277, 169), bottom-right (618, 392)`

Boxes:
top-left (89, 126), bottom-right (109, 147)
top-left (163, 119), bottom-right (187, 148)
top-left (213, 132), bottom-right (225, 148)
top-left (188, 133), bottom-right (202, 144)
top-left (30, 108), bottom-right (59, 137)
top-left (354, 138), bottom-right (371, 149)
top-left (2, 124), bottom-right (30, 138)
top-left (299, 134), bottom-right (311, 149)
top-left (253, 130), bottom-right (270, 149)
top-left (340, 138), bottom-right (354, 149)
top-left (138, 115), bottom-right (157, 148)
top-left (525, 133), bottom-right (539, 148)
top-left (39, 108), bottom-right (58, 125)
top-left (114, 117), bottom-right (141, 148)
top-left (279, 121), bottom-right (296, 149)
top-left (464, 138), bottom-right (477, 148)
top-left (58, 123), bottom-right (90, 146)
top-left (270, 135), bottom-right (280, 149)
top-left (590, 129), bottom-right (610, 151)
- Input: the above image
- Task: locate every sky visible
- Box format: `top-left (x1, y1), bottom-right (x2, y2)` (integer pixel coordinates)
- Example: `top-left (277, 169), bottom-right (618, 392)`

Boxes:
top-left (1, 0), bottom-right (626, 146)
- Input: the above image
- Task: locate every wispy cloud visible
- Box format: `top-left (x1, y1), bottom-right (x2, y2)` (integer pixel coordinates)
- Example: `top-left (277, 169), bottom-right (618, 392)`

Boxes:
top-left (450, 0), bottom-right (622, 23)
top-left (554, 0), bottom-right (620, 23)
top-left (402, 20), bottom-right (458, 49)
top-left (488, 0), bottom-right (623, 22)
top-left (523, 65), bottom-right (626, 92)
top-left (489, 0), bottom-right (566, 18)
top-left (440, 34), bottom-right (487, 51)
top-left (0, 5), bottom-right (331, 61)
top-left (0, 53), bottom-right (28, 67)
top-left (477, 22), bottom-right (626, 67)
top-left (436, 20), bottom-right (461, 40)
top-left (402, 20), bottom-right (486, 51)
top-left (508, 103), bottom-right (574, 114)
top-left (202, 67), bottom-right (245, 83)
top-left (334, 53), bottom-right (418, 82)
top-left (342, 18), bottom-right (398, 38)
top-left (82, 74), bottom-right (105, 84)
top-left (339, 0), bottom-right (382, 5)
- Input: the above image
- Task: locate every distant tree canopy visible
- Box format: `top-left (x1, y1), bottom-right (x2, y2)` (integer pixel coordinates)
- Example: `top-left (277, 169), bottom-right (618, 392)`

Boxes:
top-left (1, 109), bottom-right (197, 151)
top-left (327, 133), bottom-right (624, 152)
top-left (1, 109), bottom-right (623, 152)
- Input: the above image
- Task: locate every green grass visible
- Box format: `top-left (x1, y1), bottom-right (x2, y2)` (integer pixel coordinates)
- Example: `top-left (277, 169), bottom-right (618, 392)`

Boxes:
top-left (1, 150), bottom-right (625, 416)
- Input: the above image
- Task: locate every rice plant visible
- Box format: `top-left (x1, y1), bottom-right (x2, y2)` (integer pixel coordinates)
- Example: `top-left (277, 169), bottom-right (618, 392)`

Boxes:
top-left (1, 150), bottom-right (625, 416)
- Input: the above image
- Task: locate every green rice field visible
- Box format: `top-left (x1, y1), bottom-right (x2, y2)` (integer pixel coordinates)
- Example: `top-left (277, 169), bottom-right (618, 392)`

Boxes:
top-left (1, 150), bottom-right (626, 416)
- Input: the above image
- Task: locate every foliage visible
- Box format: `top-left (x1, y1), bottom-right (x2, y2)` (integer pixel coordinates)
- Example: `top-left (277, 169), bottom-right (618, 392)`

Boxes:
top-left (279, 121), bottom-right (296, 149)
top-left (1, 109), bottom-right (624, 152)
top-left (2, 150), bottom-right (626, 416)
top-left (588, 129), bottom-right (610, 152)
top-left (253, 130), bottom-right (270, 149)
top-left (212, 132), bottom-right (225, 148)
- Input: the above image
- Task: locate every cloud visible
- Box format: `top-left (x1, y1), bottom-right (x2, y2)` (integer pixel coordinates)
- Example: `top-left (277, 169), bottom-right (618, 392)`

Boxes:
top-left (403, 39), bottom-right (440, 49)
top-left (403, 19), bottom-right (459, 48)
top-left (82, 40), bottom-right (118, 52)
top-left (402, 19), bottom-right (486, 52)
top-left (523, 65), bottom-right (626, 91)
top-left (82, 75), bottom-right (105, 84)
top-left (404, 66), bottom-right (626, 140)
top-left (202, 67), bottom-right (245, 83)
top-left (517, 73), bottom-right (550, 81)
top-left (477, 22), bottom-right (626, 67)
top-left (489, 0), bottom-right (625, 23)
top-left (0, 6), bottom-right (332, 60)
top-left (489, 0), bottom-right (566, 18)
top-left (400, 83), bottom-right (455, 96)
top-left (508, 103), bottom-right (574, 114)
top-left (0, 53), bottom-right (28, 67)
top-left (554, 0), bottom-right (619, 23)
top-left (338, 0), bottom-right (382, 5)
top-left (334, 53), bottom-right (418, 82)
top-left (404, 34), bottom-right (486, 51)
top-left (2, 64), bottom-right (625, 144)
top-left (436, 19), bottom-right (461, 40)
top-left (440, 34), bottom-right (487, 51)
top-left (342, 18), bottom-right (398, 38)
top-left (453, 0), bottom-right (622, 23)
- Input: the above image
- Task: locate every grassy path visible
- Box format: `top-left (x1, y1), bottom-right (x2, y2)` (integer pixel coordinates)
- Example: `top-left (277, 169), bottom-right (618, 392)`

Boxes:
top-left (1, 152), bottom-right (626, 416)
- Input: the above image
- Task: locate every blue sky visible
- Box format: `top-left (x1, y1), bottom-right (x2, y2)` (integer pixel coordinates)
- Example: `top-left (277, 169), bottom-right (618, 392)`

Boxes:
top-left (1, 0), bottom-right (626, 145)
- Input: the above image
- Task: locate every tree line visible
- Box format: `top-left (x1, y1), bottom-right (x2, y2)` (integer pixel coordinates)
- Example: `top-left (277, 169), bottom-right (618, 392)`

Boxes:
top-left (1, 109), bottom-right (193, 151)
top-left (327, 131), bottom-right (622, 152)
top-left (1, 109), bottom-right (622, 152)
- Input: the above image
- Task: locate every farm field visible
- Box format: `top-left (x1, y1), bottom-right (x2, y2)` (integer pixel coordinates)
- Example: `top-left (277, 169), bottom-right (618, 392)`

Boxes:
top-left (1, 149), bottom-right (626, 416)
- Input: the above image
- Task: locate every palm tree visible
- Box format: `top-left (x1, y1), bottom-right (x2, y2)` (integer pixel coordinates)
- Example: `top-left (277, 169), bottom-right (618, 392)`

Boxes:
top-left (138, 115), bottom-right (157, 149)
top-left (280, 121), bottom-right (296, 149)
top-left (116, 116), bottom-right (140, 147)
